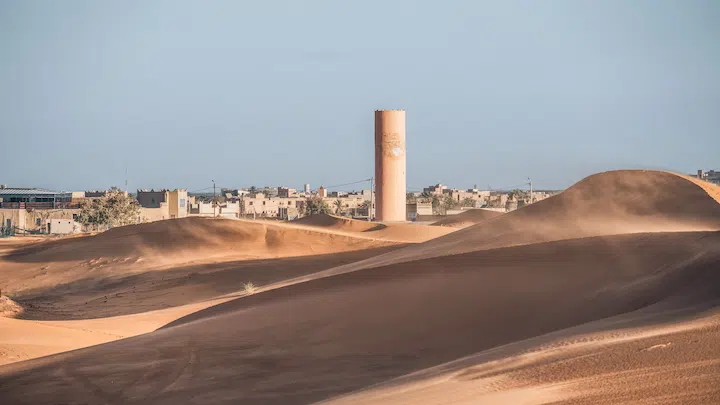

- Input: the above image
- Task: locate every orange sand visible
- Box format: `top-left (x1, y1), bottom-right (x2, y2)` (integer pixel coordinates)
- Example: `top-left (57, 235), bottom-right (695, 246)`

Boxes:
top-left (0, 170), bottom-right (718, 405)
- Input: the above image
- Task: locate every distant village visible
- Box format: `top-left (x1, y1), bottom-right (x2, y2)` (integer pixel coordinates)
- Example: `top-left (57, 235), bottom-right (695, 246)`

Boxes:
top-left (1, 169), bottom-right (717, 236)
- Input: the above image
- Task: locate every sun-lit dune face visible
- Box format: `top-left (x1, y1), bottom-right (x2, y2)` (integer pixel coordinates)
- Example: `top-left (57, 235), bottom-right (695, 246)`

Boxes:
top-left (2, 229), bottom-right (718, 404)
top-left (3, 216), bottom-right (400, 265)
top-left (431, 209), bottom-right (503, 228)
top-left (0, 170), bottom-right (718, 404)
top-left (361, 170), bottom-right (720, 265)
top-left (292, 213), bottom-right (456, 243)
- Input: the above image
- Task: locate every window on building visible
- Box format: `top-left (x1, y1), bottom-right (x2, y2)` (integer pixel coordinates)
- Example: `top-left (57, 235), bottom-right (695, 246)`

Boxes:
top-left (179, 199), bottom-right (186, 208)
top-left (36, 218), bottom-right (41, 226)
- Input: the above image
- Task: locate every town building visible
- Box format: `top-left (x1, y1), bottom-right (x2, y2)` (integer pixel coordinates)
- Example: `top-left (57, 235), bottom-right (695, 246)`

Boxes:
top-left (423, 184), bottom-right (448, 196)
top-left (278, 187), bottom-right (297, 198)
top-left (317, 185), bottom-right (328, 198)
top-left (0, 187), bottom-right (82, 235)
top-left (696, 169), bottom-right (720, 185)
top-left (0, 187), bottom-right (76, 209)
top-left (136, 189), bottom-right (188, 221)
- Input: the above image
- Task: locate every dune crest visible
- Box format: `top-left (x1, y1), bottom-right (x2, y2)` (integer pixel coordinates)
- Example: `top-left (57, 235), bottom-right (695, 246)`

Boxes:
top-left (301, 170), bottom-right (720, 276)
top-left (431, 209), bottom-right (503, 228)
top-left (0, 170), bottom-right (718, 404)
top-left (5, 217), bottom-right (399, 264)
top-left (292, 214), bottom-right (456, 243)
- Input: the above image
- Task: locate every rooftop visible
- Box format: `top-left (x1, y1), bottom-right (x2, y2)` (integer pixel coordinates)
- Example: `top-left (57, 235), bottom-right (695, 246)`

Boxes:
top-left (0, 188), bottom-right (66, 196)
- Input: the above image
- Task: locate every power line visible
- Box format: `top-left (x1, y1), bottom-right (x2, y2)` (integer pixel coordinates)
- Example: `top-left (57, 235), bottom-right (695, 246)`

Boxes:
top-left (489, 181), bottom-right (532, 191)
top-left (323, 178), bottom-right (372, 190)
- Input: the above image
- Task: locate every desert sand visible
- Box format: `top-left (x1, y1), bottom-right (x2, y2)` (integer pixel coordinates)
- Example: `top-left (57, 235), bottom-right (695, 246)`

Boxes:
top-left (293, 213), bottom-right (456, 242)
top-left (0, 170), bottom-right (718, 404)
top-left (431, 208), bottom-right (503, 228)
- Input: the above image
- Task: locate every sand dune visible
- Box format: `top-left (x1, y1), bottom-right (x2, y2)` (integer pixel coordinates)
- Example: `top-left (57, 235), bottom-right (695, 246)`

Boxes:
top-left (0, 246), bottom-right (401, 365)
top-left (293, 214), bottom-right (379, 232)
top-left (293, 214), bottom-right (456, 243)
top-left (0, 218), bottom-right (401, 312)
top-left (6, 217), bottom-right (400, 264)
top-left (0, 170), bottom-right (718, 404)
top-left (425, 170), bottom-right (720, 254)
top-left (1, 230), bottom-right (717, 404)
top-left (290, 170), bottom-right (720, 277)
top-left (323, 308), bottom-right (720, 405)
top-left (431, 209), bottom-right (503, 228)
top-left (0, 295), bottom-right (245, 367)
top-left (3, 245), bottom-right (401, 321)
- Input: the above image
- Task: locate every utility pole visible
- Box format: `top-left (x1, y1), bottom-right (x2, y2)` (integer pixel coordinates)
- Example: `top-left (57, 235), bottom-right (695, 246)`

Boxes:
top-left (212, 180), bottom-right (217, 217)
top-left (528, 177), bottom-right (533, 204)
top-left (369, 176), bottom-right (374, 221)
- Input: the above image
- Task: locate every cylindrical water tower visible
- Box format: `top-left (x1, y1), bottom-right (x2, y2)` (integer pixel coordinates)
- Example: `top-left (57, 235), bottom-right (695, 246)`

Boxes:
top-left (374, 110), bottom-right (406, 222)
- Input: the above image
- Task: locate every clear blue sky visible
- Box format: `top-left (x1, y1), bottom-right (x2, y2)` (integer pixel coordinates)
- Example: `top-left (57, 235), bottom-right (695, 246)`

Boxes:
top-left (1, 0), bottom-right (718, 192)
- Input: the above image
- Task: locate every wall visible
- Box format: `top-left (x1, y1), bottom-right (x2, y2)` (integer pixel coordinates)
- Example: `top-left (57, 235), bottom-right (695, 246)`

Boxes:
top-left (48, 219), bottom-right (81, 234)
top-left (136, 191), bottom-right (167, 208)
top-left (139, 205), bottom-right (170, 222)
top-left (220, 202), bottom-right (240, 218)
top-left (167, 189), bottom-right (188, 219)
top-left (189, 201), bottom-right (215, 216)
top-left (0, 208), bottom-right (80, 234)
top-left (0, 209), bottom-right (24, 234)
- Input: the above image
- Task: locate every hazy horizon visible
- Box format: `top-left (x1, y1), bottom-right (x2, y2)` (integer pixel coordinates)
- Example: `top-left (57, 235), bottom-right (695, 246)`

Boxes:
top-left (1, 0), bottom-right (718, 192)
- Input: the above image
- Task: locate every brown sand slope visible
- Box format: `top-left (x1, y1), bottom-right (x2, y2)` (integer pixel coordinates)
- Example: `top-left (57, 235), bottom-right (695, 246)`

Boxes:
top-left (431, 209), bottom-right (503, 228)
top-left (324, 307), bottom-right (720, 405)
top-left (3, 246), bottom-right (401, 321)
top-left (1, 230), bottom-right (717, 404)
top-left (0, 217), bottom-right (402, 322)
top-left (293, 214), bottom-right (378, 232)
top-left (294, 170), bottom-right (720, 277)
top-left (292, 213), bottom-right (455, 243)
top-left (0, 296), bottom-right (247, 366)
top-left (0, 246), bottom-right (401, 365)
top-left (5, 217), bottom-right (398, 263)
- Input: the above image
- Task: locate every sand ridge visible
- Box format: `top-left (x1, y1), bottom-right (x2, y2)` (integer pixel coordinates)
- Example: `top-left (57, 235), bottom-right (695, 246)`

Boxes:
top-left (5, 216), bottom-right (405, 264)
top-left (431, 209), bottom-right (503, 228)
top-left (292, 213), bottom-right (456, 243)
top-left (287, 170), bottom-right (720, 278)
top-left (1, 229), bottom-right (717, 404)
top-left (0, 170), bottom-right (718, 404)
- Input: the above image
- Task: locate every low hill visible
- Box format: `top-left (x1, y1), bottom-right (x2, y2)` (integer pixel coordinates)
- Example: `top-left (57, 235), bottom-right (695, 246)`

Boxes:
top-left (292, 214), bottom-right (455, 243)
top-left (1, 230), bottom-right (717, 404)
top-left (5, 217), bottom-right (398, 264)
top-left (302, 170), bottom-right (720, 275)
top-left (431, 209), bottom-right (503, 228)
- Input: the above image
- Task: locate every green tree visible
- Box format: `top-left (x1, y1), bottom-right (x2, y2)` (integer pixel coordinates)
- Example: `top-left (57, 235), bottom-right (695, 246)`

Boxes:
top-left (507, 189), bottom-right (529, 202)
top-left (333, 198), bottom-right (346, 215)
top-left (443, 194), bottom-right (459, 211)
top-left (296, 199), bottom-right (306, 217)
top-left (462, 198), bottom-right (476, 207)
top-left (357, 201), bottom-right (369, 217)
top-left (406, 193), bottom-right (417, 204)
top-left (76, 188), bottom-right (141, 230)
top-left (304, 197), bottom-right (331, 216)
top-left (432, 194), bottom-right (460, 216)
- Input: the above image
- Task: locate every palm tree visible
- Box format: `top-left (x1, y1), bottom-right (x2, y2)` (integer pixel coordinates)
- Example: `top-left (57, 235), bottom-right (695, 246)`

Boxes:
top-left (334, 199), bottom-right (343, 215)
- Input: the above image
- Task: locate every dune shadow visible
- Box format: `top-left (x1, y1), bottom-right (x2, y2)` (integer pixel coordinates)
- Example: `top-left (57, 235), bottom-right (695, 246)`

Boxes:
top-left (10, 245), bottom-right (403, 321)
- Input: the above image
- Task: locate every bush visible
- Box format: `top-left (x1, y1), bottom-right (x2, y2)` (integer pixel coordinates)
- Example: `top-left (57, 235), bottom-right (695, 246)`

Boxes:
top-left (243, 281), bottom-right (257, 295)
